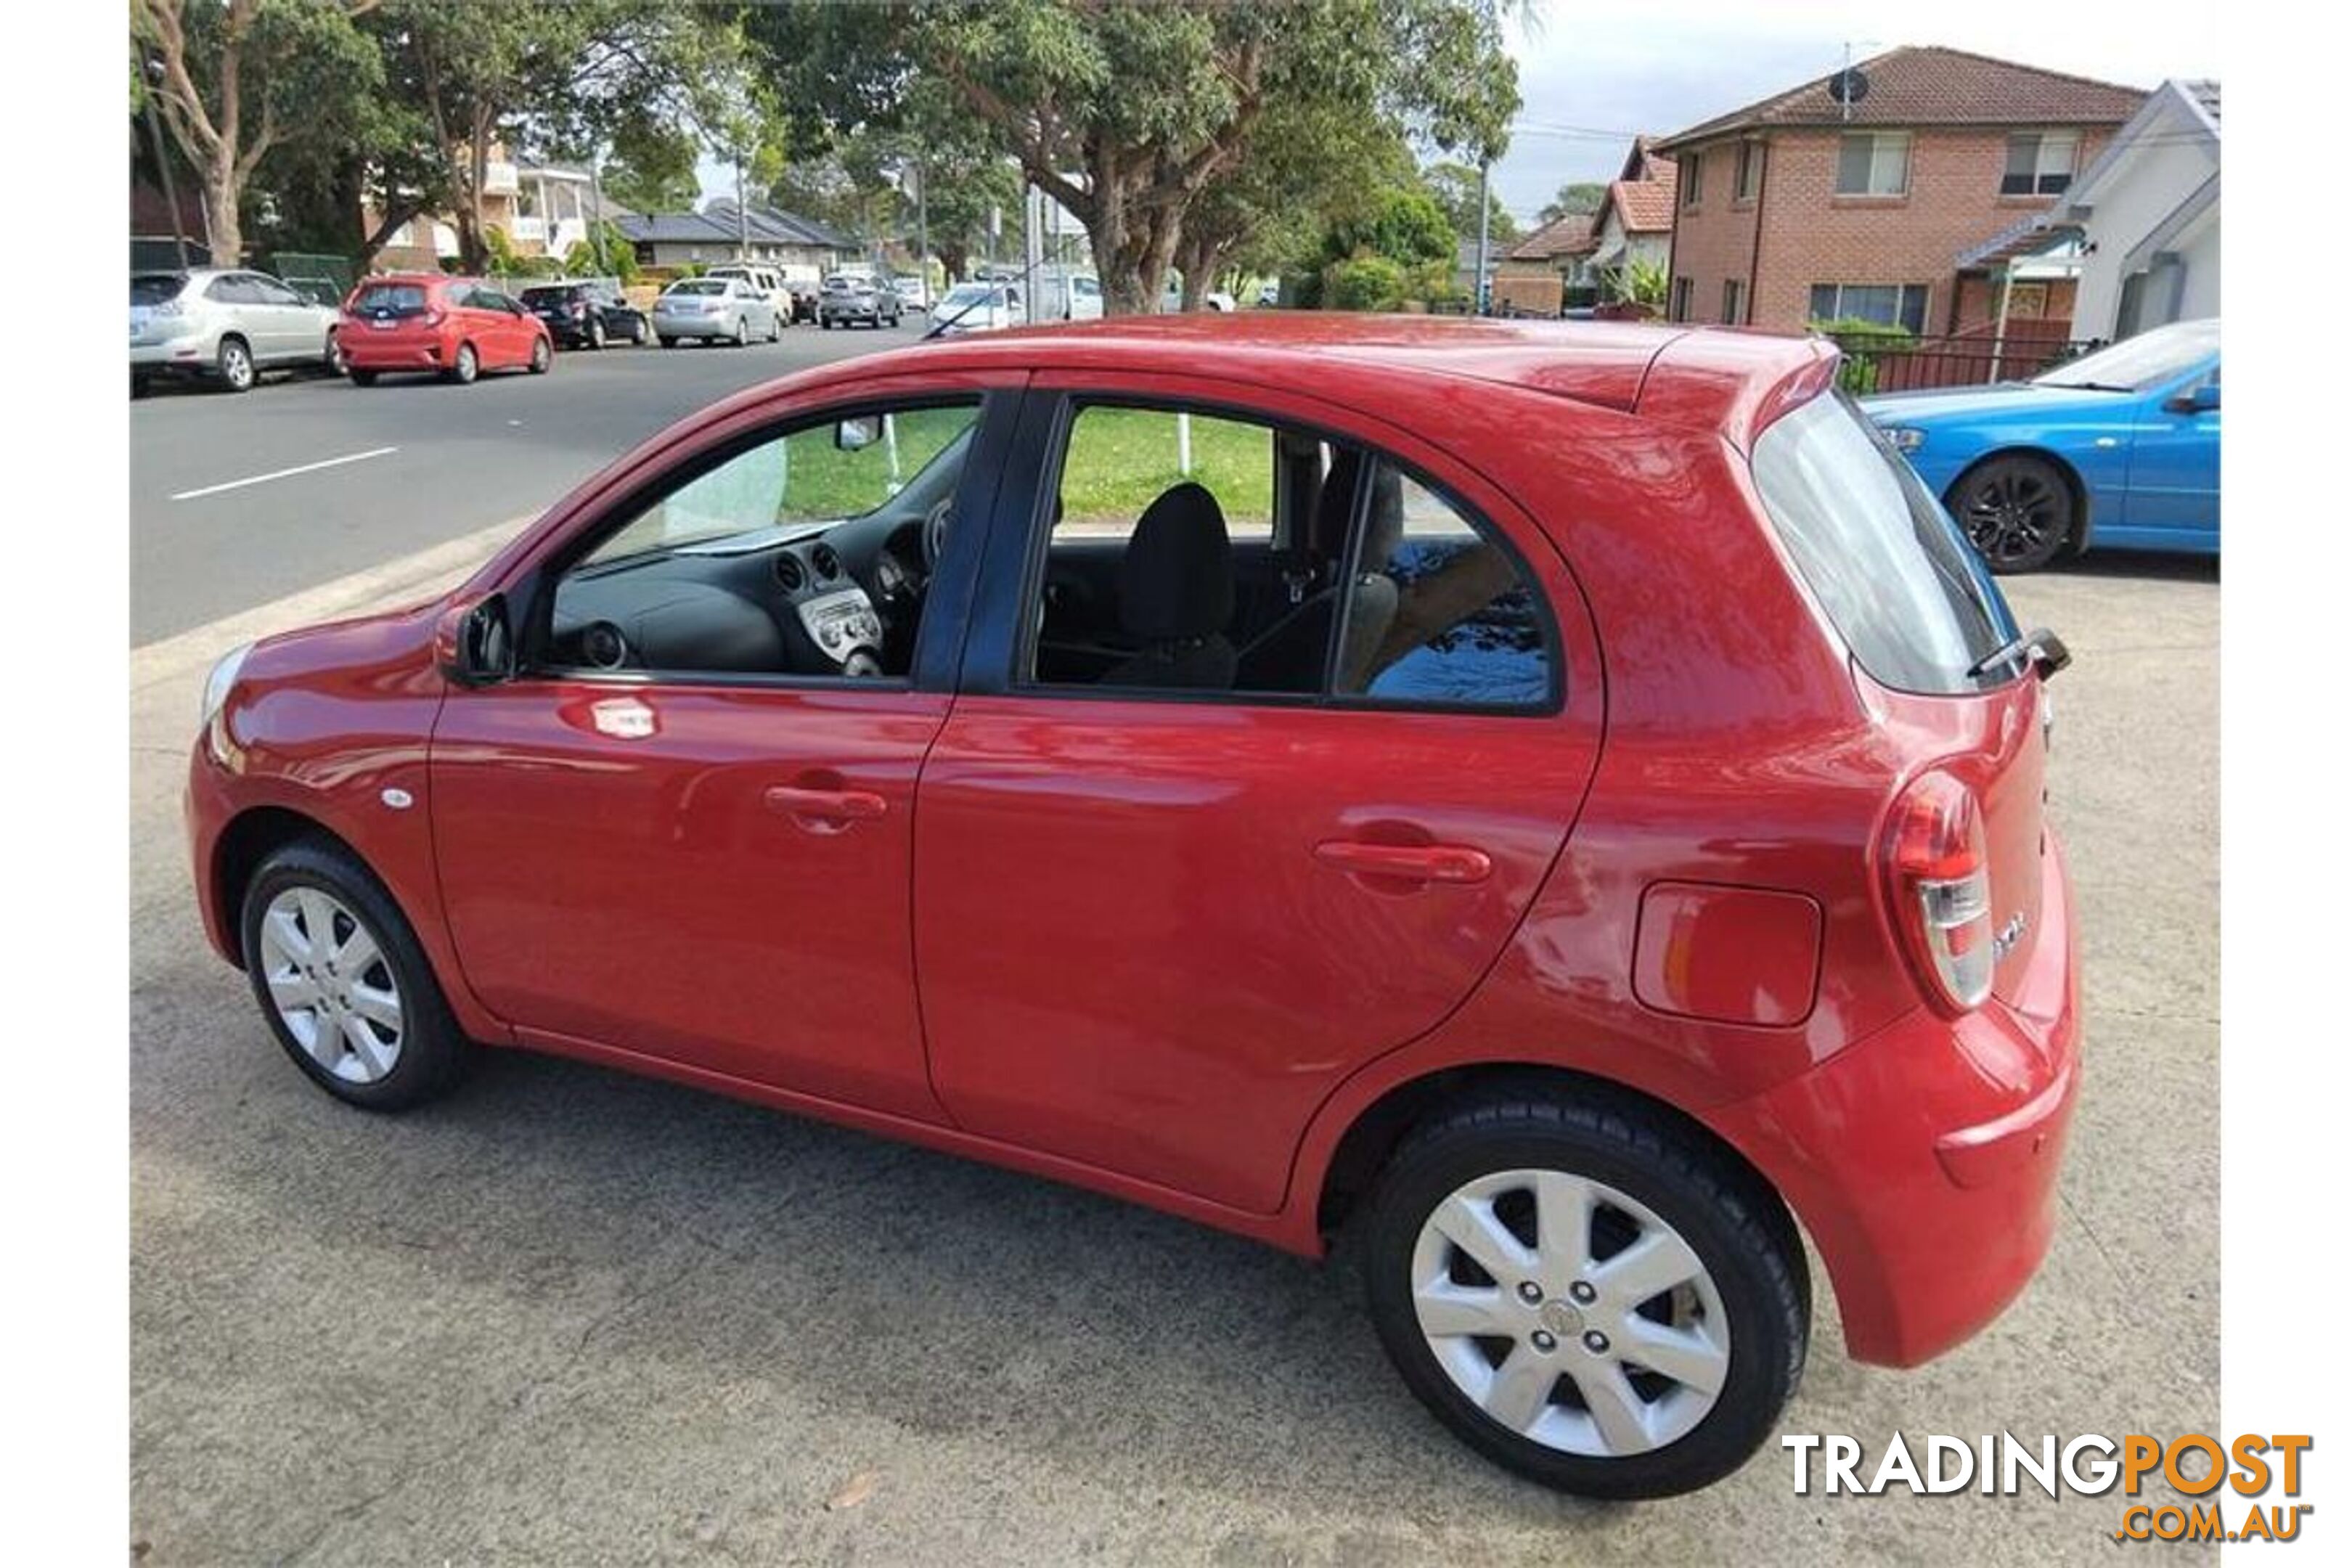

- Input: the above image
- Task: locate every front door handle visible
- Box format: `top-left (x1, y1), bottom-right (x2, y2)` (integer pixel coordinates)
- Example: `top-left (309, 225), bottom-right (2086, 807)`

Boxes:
top-left (1313, 839), bottom-right (1493, 884)
top-left (764, 784), bottom-right (889, 829)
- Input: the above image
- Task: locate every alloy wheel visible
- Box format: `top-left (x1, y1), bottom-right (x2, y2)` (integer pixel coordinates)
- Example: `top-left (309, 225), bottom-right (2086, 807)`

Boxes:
top-left (256, 886), bottom-right (404, 1085)
top-left (1410, 1167), bottom-right (1730, 1458)
top-left (1959, 462), bottom-right (2068, 570)
top-left (219, 339), bottom-right (253, 392)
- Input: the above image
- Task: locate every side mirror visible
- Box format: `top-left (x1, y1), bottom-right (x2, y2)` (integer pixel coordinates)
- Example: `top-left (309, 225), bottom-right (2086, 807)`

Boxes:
top-left (835, 415), bottom-right (883, 452)
top-left (437, 594), bottom-right (513, 687)
top-left (2165, 383), bottom-right (2220, 415)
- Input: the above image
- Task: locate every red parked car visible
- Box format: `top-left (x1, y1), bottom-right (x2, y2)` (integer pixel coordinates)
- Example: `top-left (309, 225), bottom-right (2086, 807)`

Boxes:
top-left (338, 273), bottom-right (552, 385)
top-left (186, 316), bottom-right (2079, 1498)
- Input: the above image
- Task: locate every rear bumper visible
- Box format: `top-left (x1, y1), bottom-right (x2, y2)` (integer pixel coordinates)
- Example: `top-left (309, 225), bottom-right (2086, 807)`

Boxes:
top-left (1708, 833), bottom-right (2083, 1366)
top-left (341, 334), bottom-right (454, 371)
top-left (131, 335), bottom-right (219, 372)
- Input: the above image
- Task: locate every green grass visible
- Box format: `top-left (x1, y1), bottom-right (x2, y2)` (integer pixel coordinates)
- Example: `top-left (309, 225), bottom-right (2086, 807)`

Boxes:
top-left (1056, 408), bottom-right (1273, 531)
top-left (775, 405), bottom-right (977, 522)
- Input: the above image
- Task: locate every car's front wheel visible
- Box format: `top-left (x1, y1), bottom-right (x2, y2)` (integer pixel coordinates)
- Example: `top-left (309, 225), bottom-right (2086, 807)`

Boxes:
top-left (1359, 1090), bottom-right (1807, 1499)
top-left (215, 335), bottom-right (256, 393)
top-left (239, 838), bottom-right (473, 1111)
top-left (1948, 454), bottom-right (2075, 573)
top-left (528, 335), bottom-right (551, 374)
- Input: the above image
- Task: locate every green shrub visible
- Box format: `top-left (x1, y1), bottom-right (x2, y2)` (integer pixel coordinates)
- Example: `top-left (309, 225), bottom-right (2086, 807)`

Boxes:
top-left (1810, 317), bottom-right (1917, 396)
top-left (1325, 256), bottom-right (1408, 312)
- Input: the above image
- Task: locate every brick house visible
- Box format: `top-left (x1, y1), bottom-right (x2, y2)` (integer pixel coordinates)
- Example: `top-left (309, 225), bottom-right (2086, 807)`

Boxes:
top-left (1655, 46), bottom-right (2144, 335)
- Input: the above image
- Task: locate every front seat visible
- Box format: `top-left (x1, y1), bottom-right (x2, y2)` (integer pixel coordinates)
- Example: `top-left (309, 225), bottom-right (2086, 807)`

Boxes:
top-left (1100, 482), bottom-right (1238, 690)
top-left (1234, 464), bottom-right (1406, 693)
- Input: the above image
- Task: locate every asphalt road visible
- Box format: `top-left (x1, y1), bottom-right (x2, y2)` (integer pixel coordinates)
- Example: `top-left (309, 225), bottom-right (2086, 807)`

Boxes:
top-left (129, 322), bottom-right (909, 645)
top-left (127, 523), bottom-right (2218, 1564)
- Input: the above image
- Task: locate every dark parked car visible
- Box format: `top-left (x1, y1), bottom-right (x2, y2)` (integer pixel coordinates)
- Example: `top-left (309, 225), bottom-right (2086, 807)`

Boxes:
top-left (188, 316), bottom-right (2078, 1500)
top-left (518, 280), bottom-right (649, 350)
top-left (817, 274), bottom-right (902, 330)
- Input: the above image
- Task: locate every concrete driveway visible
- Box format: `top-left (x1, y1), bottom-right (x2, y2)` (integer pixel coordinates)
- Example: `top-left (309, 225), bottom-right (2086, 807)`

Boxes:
top-left (128, 549), bottom-right (2217, 1565)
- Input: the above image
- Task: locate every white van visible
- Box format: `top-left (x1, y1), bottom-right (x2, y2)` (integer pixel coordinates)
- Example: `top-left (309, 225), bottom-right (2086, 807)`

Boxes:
top-left (703, 264), bottom-right (793, 327)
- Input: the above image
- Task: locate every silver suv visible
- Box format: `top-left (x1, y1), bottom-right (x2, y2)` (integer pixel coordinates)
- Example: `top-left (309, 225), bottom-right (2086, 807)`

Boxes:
top-left (131, 268), bottom-right (343, 395)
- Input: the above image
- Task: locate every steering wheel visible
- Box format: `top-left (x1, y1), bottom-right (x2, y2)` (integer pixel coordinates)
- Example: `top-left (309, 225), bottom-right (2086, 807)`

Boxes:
top-left (923, 497), bottom-right (954, 572)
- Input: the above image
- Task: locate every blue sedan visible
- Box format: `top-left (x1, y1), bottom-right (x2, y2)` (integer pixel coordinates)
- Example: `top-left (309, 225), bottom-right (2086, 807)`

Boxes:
top-left (1861, 318), bottom-right (2218, 572)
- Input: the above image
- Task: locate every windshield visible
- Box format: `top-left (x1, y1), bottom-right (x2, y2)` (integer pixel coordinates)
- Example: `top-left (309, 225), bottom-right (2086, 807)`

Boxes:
top-left (1752, 390), bottom-right (2019, 695)
top-left (2035, 319), bottom-right (2218, 391)
top-left (940, 285), bottom-right (995, 308)
top-left (131, 274), bottom-right (185, 306)
top-left (669, 280), bottom-right (727, 297)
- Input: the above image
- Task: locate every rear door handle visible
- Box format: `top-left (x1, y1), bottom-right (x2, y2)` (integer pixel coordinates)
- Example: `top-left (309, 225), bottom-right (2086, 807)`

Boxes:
top-left (764, 784), bottom-right (889, 827)
top-left (1313, 839), bottom-right (1493, 884)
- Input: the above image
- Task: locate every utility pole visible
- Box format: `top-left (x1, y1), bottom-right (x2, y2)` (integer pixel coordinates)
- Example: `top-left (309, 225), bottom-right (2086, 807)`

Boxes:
top-left (914, 158), bottom-right (929, 293)
top-left (1474, 160), bottom-right (1493, 315)
top-left (140, 54), bottom-right (192, 269)
top-left (735, 150), bottom-right (749, 259)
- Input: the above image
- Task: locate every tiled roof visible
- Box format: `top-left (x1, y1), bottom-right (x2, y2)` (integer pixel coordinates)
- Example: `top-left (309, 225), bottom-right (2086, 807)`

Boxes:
top-left (1654, 45), bottom-right (2146, 150)
top-left (1608, 165), bottom-right (1679, 234)
top-left (1508, 212), bottom-right (1596, 261)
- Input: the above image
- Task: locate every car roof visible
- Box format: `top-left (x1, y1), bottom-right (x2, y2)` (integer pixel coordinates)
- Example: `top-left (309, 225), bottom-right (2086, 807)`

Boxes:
top-left (885, 314), bottom-right (1837, 445)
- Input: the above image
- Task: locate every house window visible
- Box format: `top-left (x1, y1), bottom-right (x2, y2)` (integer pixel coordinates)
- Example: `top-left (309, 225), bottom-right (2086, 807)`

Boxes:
top-left (1670, 276), bottom-right (1694, 321)
top-left (1721, 278), bottom-right (1746, 324)
top-left (1834, 131), bottom-right (1910, 196)
top-left (2001, 131), bottom-right (2080, 196)
top-left (1682, 152), bottom-right (1702, 208)
top-left (1808, 283), bottom-right (1929, 332)
top-left (1734, 142), bottom-right (1761, 202)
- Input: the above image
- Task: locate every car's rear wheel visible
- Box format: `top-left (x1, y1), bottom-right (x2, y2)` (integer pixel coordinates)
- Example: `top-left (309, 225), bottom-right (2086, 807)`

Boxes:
top-left (528, 335), bottom-right (551, 374)
top-left (216, 335), bottom-right (256, 393)
top-left (732, 316), bottom-right (749, 346)
top-left (348, 369), bottom-right (378, 387)
top-left (1359, 1091), bottom-right (1807, 1499)
top-left (446, 342), bottom-right (478, 385)
top-left (1947, 454), bottom-right (2075, 573)
top-left (325, 332), bottom-right (347, 377)
top-left (239, 838), bottom-right (473, 1111)
top-left (658, 335), bottom-right (677, 349)
top-left (131, 372), bottom-right (152, 399)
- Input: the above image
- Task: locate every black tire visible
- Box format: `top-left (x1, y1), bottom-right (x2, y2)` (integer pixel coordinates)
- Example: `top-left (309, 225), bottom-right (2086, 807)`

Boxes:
top-left (325, 332), bottom-right (347, 377)
top-left (658, 335), bottom-right (677, 349)
top-left (446, 342), bottom-right (478, 385)
top-left (587, 316), bottom-right (606, 350)
top-left (767, 315), bottom-right (781, 343)
top-left (216, 335), bottom-right (256, 393)
top-left (630, 317), bottom-right (649, 345)
top-left (348, 369), bottom-right (379, 387)
top-left (820, 317), bottom-right (834, 331)
top-left (131, 373), bottom-right (152, 399)
top-left (238, 838), bottom-right (473, 1112)
top-left (1357, 1090), bottom-right (1808, 1500)
top-left (732, 316), bottom-right (749, 347)
top-left (1945, 454), bottom-right (2075, 573)
top-left (527, 335), bottom-right (551, 375)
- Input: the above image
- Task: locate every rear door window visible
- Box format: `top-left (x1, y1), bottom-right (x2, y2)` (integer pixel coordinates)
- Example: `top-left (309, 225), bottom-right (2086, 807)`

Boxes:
top-left (1751, 390), bottom-right (2020, 693)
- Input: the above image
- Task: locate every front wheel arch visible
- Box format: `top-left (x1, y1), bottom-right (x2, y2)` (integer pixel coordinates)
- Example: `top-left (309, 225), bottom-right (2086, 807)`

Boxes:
top-left (1943, 448), bottom-right (2090, 559)
top-left (211, 806), bottom-right (368, 971)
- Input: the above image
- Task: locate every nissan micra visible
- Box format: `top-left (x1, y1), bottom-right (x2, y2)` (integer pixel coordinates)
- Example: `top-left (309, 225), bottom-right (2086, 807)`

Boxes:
top-left (187, 316), bottom-right (2081, 1498)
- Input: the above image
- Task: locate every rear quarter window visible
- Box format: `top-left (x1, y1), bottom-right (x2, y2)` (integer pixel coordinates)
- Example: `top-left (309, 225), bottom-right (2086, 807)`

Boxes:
top-left (1750, 391), bottom-right (2019, 695)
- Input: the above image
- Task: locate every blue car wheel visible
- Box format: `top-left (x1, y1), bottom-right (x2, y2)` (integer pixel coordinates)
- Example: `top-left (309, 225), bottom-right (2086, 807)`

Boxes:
top-left (1948, 454), bottom-right (2074, 574)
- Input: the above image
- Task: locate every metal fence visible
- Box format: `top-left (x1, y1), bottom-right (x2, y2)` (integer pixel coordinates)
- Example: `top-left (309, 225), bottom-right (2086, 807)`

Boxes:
top-left (1827, 328), bottom-right (2099, 394)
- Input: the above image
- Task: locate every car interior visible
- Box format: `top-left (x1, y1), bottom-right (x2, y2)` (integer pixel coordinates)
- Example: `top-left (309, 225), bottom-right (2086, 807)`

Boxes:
top-left (537, 397), bottom-right (1550, 707)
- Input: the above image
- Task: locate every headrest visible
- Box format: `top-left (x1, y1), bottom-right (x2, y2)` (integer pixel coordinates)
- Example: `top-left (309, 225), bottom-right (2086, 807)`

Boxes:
top-left (1119, 482), bottom-right (1233, 642)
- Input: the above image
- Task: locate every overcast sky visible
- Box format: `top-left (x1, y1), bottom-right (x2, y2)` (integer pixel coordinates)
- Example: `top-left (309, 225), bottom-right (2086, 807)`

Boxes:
top-left (1492, 0), bottom-right (2220, 224)
top-left (700, 0), bottom-right (2219, 232)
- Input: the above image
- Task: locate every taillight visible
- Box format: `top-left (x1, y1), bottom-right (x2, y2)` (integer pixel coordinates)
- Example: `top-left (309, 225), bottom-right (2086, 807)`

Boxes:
top-left (1884, 769), bottom-right (1993, 1015)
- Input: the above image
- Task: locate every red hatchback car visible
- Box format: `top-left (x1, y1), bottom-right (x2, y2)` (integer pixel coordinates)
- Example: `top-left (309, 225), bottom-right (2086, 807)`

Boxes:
top-left (187, 317), bottom-right (2080, 1498)
top-left (339, 273), bottom-right (553, 385)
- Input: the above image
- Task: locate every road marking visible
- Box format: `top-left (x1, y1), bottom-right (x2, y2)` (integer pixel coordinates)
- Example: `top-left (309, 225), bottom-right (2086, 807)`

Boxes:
top-left (169, 446), bottom-right (399, 502)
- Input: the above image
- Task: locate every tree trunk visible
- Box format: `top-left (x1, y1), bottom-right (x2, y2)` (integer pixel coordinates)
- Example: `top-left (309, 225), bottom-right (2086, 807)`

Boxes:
top-left (939, 240), bottom-right (969, 283)
top-left (203, 150), bottom-right (242, 267)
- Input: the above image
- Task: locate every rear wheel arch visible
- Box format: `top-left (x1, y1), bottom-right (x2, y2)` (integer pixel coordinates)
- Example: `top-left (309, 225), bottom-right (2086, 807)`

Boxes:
top-left (1312, 1062), bottom-right (1808, 1304)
